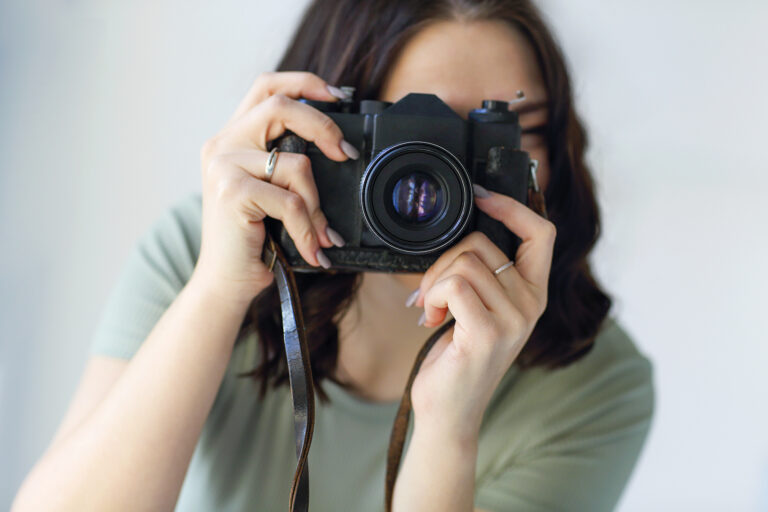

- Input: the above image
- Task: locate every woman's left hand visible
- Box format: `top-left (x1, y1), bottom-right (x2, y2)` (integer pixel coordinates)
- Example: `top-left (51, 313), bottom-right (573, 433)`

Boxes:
top-left (410, 186), bottom-right (556, 441)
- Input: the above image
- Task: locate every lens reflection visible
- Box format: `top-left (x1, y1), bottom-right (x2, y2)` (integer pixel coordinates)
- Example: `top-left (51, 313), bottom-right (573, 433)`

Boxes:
top-left (392, 173), bottom-right (442, 223)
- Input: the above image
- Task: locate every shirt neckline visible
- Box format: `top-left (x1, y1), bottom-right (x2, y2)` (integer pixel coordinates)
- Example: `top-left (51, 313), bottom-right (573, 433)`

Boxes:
top-left (321, 378), bottom-right (402, 422)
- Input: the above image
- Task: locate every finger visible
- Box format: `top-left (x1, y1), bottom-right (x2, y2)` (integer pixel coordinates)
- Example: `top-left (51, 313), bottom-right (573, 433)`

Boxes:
top-left (227, 93), bottom-right (355, 162)
top-left (230, 169), bottom-right (326, 268)
top-left (421, 274), bottom-right (492, 333)
top-left (264, 152), bottom-right (338, 249)
top-left (415, 231), bottom-right (507, 308)
top-left (474, 189), bottom-right (556, 291)
top-left (229, 71), bottom-right (349, 122)
top-left (445, 251), bottom-right (543, 322)
top-left (210, 149), bottom-right (337, 248)
top-left (428, 251), bottom-right (514, 318)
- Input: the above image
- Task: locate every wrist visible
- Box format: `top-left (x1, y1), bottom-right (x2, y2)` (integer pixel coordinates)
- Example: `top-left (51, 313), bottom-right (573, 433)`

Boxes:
top-left (412, 399), bottom-right (484, 447)
top-left (411, 416), bottom-right (480, 456)
top-left (186, 270), bottom-right (259, 316)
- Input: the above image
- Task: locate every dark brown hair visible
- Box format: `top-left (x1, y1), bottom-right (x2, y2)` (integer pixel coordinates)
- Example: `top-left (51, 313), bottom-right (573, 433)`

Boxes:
top-left (238, 0), bottom-right (612, 402)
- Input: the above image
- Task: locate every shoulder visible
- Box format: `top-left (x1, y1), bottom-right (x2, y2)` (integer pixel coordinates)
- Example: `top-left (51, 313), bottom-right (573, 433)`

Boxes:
top-left (479, 316), bottom-right (655, 466)
top-left (474, 319), bottom-right (655, 511)
top-left (87, 192), bottom-right (204, 359)
top-left (509, 316), bottom-right (652, 409)
top-left (493, 316), bottom-right (654, 409)
top-left (529, 316), bottom-right (655, 404)
top-left (131, 192), bottom-right (204, 288)
top-left (141, 192), bottom-right (203, 266)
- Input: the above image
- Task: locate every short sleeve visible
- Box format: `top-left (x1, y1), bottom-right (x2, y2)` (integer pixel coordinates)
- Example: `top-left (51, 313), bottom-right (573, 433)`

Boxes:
top-left (474, 320), bottom-right (655, 512)
top-left (88, 193), bottom-right (203, 359)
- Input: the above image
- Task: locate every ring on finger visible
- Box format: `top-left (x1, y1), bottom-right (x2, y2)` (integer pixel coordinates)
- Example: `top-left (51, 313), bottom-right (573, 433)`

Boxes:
top-left (493, 260), bottom-right (515, 276)
top-left (264, 147), bottom-right (279, 182)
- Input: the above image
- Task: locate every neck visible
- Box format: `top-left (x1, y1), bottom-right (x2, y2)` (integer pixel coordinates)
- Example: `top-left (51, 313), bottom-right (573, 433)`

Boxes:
top-left (335, 271), bottom-right (427, 403)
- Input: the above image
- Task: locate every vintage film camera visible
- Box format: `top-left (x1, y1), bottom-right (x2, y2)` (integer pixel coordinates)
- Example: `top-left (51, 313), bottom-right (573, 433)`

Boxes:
top-left (267, 89), bottom-right (535, 273)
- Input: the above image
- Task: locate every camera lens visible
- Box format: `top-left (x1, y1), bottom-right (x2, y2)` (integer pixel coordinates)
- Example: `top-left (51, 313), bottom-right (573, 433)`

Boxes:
top-left (360, 141), bottom-right (473, 255)
top-left (392, 172), bottom-right (443, 223)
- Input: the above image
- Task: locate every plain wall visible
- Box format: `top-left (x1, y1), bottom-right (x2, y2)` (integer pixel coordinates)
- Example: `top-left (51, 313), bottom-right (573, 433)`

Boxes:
top-left (1, 1), bottom-right (766, 510)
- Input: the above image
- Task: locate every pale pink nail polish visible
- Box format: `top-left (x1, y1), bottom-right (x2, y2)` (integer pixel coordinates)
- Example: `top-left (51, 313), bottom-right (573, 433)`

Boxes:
top-left (316, 249), bottom-right (331, 269)
top-left (326, 226), bottom-right (346, 247)
top-left (326, 85), bottom-right (349, 100)
top-left (405, 288), bottom-right (420, 308)
top-left (472, 184), bottom-right (491, 198)
top-left (340, 140), bottom-right (360, 160)
top-left (417, 312), bottom-right (426, 326)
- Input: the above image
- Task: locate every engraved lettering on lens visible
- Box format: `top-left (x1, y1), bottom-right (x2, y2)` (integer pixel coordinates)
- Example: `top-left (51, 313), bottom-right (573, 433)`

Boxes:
top-left (392, 173), bottom-right (443, 223)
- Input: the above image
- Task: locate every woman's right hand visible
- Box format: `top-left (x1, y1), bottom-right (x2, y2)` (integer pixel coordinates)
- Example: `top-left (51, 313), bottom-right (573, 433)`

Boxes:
top-left (191, 71), bottom-right (360, 307)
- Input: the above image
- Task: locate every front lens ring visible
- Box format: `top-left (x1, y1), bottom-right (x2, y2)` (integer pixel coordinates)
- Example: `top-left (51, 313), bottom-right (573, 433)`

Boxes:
top-left (360, 141), bottom-right (473, 255)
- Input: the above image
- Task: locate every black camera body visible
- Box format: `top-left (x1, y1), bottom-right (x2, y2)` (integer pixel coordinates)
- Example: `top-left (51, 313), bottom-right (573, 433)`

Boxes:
top-left (267, 92), bottom-right (532, 273)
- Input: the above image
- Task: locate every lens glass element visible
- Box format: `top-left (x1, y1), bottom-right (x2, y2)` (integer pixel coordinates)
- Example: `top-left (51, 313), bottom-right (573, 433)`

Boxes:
top-left (391, 172), bottom-right (443, 223)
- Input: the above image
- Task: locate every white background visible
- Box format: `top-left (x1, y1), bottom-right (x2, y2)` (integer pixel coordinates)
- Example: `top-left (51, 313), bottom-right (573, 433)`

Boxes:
top-left (1, 1), bottom-right (767, 510)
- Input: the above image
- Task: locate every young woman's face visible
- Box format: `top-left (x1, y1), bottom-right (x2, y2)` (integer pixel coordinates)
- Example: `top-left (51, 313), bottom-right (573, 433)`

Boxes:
top-left (379, 19), bottom-right (551, 191)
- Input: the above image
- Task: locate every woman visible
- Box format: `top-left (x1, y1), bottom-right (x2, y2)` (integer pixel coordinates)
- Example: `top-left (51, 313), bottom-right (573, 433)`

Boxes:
top-left (12, 1), bottom-right (654, 511)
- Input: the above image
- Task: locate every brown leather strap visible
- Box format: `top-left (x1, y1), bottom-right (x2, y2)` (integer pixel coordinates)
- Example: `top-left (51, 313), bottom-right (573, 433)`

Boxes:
top-left (262, 235), bottom-right (315, 512)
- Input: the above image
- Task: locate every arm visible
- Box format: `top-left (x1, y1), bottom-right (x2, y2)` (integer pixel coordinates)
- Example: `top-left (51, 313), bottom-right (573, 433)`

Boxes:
top-left (12, 276), bottom-right (250, 512)
top-left (392, 187), bottom-right (556, 511)
top-left (394, 422), bottom-right (480, 512)
top-left (13, 70), bottom-right (359, 512)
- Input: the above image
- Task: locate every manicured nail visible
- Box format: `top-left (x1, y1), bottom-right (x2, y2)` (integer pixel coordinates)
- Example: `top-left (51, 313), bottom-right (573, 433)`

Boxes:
top-left (417, 312), bottom-right (426, 326)
top-left (316, 249), bottom-right (331, 269)
top-left (405, 288), bottom-right (420, 308)
top-left (340, 140), bottom-right (360, 160)
top-left (326, 226), bottom-right (346, 247)
top-left (326, 85), bottom-right (349, 100)
top-left (472, 184), bottom-right (491, 198)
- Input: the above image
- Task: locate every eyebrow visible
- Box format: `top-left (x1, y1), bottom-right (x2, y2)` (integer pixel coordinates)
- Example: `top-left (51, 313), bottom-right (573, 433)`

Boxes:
top-left (521, 123), bottom-right (548, 135)
top-left (513, 100), bottom-right (549, 116)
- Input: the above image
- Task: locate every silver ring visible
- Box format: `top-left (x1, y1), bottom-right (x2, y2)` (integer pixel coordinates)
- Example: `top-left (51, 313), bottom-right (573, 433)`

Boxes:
top-left (493, 260), bottom-right (515, 276)
top-left (264, 147), bottom-right (279, 182)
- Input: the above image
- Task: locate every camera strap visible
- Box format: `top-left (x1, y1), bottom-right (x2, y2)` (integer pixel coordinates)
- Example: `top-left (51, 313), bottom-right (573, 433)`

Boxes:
top-left (261, 236), bottom-right (315, 512)
top-left (261, 166), bottom-right (548, 512)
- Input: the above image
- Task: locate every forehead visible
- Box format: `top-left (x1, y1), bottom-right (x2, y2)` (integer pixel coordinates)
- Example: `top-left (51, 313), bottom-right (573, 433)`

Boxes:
top-left (379, 19), bottom-right (546, 117)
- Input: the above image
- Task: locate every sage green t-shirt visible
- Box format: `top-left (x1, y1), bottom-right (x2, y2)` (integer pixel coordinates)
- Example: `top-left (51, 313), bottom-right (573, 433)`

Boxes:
top-left (89, 193), bottom-right (654, 512)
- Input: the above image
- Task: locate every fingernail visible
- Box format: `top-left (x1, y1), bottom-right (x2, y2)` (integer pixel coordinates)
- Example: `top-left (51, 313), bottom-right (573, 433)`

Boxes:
top-left (326, 85), bottom-right (349, 100)
top-left (417, 312), bottom-right (426, 326)
top-left (326, 226), bottom-right (346, 247)
top-left (472, 184), bottom-right (491, 198)
top-left (316, 249), bottom-right (331, 269)
top-left (405, 288), bottom-right (420, 308)
top-left (340, 140), bottom-right (360, 160)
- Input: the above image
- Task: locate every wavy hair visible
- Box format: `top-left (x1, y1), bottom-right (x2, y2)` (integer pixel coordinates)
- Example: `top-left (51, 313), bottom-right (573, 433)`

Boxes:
top-left (237, 0), bottom-right (612, 402)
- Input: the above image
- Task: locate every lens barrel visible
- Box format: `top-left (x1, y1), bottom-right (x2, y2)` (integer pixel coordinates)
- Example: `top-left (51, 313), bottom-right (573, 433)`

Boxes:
top-left (360, 141), bottom-right (473, 255)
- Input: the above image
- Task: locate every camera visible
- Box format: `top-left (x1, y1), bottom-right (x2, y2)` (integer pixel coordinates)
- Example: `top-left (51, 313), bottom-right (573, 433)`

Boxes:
top-left (266, 90), bottom-right (533, 273)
